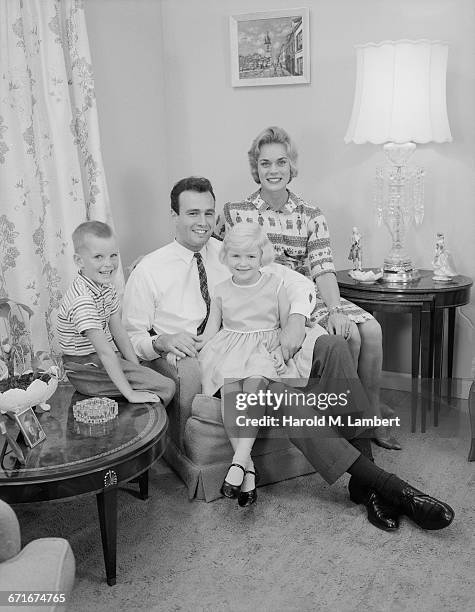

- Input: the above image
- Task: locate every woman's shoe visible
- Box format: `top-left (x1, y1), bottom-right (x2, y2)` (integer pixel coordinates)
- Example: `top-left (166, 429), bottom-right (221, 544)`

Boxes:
top-left (220, 463), bottom-right (245, 499)
top-left (380, 402), bottom-right (395, 418)
top-left (373, 425), bottom-right (402, 450)
top-left (373, 435), bottom-right (402, 451)
top-left (237, 469), bottom-right (259, 507)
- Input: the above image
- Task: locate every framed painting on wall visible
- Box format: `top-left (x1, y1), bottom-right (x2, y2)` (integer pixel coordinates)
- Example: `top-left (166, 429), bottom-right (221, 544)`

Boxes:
top-left (229, 8), bottom-right (310, 87)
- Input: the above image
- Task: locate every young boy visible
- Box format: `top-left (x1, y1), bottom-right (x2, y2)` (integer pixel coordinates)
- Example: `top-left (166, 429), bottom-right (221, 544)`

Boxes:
top-left (57, 221), bottom-right (175, 406)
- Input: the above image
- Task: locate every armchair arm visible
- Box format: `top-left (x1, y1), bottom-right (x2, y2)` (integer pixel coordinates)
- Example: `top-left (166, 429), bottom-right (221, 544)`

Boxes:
top-left (0, 499), bottom-right (21, 562)
top-left (0, 500), bottom-right (75, 610)
top-left (0, 539), bottom-right (75, 609)
top-left (147, 356), bottom-right (201, 450)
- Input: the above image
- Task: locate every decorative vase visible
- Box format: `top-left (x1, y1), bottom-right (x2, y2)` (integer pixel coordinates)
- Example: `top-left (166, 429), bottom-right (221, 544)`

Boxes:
top-left (0, 366), bottom-right (59, 414)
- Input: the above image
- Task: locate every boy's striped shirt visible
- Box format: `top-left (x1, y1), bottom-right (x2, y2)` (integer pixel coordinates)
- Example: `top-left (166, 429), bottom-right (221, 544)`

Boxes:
top-left (57, 273), bottom-right (120, 356)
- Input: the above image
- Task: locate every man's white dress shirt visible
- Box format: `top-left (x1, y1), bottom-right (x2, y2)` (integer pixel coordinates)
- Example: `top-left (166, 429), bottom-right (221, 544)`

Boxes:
top-left (122, 237), bottom-right (319, 361)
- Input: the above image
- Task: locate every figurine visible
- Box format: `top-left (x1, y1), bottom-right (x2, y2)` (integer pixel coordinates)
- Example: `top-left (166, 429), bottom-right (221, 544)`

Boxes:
top-left (432, 233), bottom-right (457, 281)
top-left (0, 359), bottom-right (7, 381)
top-left (348, 227), bottom-right (362, 271)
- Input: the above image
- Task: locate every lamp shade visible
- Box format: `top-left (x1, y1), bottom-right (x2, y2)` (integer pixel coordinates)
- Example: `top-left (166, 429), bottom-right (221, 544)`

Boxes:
top-left (344, 40), bottom-right (452, 144)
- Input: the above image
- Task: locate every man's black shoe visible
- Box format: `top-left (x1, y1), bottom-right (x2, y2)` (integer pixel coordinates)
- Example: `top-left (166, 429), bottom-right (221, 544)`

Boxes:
top-left (349, 481), bottom-right (399, 531)
top-left (394, 485), bottom-right (454, 530)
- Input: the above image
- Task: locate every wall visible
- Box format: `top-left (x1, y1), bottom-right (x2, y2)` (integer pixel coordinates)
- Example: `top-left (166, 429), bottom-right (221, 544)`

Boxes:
top-left (86, 0), bottom-right (475, 379)
top-left (85, 0), bottom-right (172, 268)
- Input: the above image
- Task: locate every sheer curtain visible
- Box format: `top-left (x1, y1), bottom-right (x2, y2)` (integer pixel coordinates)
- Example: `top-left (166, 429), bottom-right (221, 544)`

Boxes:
top-left (0, 0), bottom-right (119, 366)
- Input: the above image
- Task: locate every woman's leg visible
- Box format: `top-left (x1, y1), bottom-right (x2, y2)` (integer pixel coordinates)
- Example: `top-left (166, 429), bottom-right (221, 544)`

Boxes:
top-left (356, 319), bottom-right (382, 416)
top-left (327, 318), bottom-right (381, 422)
top-left (346, 321), bottom-right (361, 367)
top-left (357, 319), bottom-right (401, 449)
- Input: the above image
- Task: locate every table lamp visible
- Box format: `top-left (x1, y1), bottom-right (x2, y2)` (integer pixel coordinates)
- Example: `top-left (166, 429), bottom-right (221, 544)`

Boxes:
top-left (344, 40), bottom-right (452, 282)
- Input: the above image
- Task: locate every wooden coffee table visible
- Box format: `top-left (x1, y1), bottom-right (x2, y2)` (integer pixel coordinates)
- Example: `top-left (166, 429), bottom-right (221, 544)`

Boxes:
top-left (0, 384), bottom-right (168, 586)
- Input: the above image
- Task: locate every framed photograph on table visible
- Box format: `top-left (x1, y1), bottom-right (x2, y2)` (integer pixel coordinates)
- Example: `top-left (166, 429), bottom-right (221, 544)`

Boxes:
top-left (229, 8), bottom-right (310, 87)
top-left (14, 406), bottom-right (46, 448)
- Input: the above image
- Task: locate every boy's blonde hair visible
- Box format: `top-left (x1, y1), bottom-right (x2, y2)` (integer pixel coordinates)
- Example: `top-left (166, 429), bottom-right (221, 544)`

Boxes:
top-left (219, 222), bottom-right (274, 266)
top-left (72, 221), bottom-right (113, 253)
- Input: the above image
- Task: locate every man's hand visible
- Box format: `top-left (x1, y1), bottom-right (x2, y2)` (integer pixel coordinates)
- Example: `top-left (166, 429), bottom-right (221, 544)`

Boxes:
top-left (194, 335), bottom-right (210, 351)
top-left (326, 313), bottom-right (351, 339)
top-left (280, 314), bottom-right (306, 362)
top-left (154, 332), bottom-right (199, 359)
top-left (126, 390), bottom-right (160, 403)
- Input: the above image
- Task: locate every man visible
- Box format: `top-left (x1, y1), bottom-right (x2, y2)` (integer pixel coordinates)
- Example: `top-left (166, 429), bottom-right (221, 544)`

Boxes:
top-left (123, 176), bottom-right (454, 532)
top-left (123, 177), bottom-right (315, 365)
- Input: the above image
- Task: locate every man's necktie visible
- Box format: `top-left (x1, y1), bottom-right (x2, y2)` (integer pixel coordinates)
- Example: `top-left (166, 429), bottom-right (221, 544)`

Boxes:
top-left (194, 252), bottom-right (210, 334)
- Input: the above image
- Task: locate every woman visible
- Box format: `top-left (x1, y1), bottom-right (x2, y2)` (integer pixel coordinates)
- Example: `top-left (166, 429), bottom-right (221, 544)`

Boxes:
top-left (216, 126), bottom-right (399, 449)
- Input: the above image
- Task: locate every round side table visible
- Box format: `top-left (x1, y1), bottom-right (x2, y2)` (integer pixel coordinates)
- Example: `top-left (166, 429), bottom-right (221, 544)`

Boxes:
top-left (336, 269), bottom-right (472, 434)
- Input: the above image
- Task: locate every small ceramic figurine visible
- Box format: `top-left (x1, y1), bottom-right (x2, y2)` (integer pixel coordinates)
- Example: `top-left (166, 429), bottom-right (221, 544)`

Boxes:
top-left (348, 227), bottom-right (362, 271)
top-left (432, 233), bottom-right (457, 281)
top-left (0, 359), bottom-right (7, 381)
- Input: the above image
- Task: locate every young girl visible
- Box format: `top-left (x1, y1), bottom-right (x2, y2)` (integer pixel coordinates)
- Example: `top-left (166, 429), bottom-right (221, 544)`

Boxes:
top-left (198, 223), bottom-right (324, 507)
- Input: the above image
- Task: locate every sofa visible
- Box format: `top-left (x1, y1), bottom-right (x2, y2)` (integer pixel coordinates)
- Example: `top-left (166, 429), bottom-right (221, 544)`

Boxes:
top-left (0, 499), bottom-right (75, 611)
top-left (149, 356), bottom-right (315, 501)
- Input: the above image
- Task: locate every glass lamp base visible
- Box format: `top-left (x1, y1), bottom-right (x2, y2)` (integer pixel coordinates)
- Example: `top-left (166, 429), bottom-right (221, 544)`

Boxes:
top-left (382, 251), bottom-right (419, 283)
top-left (384, 256), bottom-right (413, 272)
top-left (383, 250), bottom-right (419, 283)
top-left (382, 268), bottom-right (420, 283)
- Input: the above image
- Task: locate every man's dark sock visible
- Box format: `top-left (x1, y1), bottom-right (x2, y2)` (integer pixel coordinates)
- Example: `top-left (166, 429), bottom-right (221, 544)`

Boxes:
top-left (348, 438), bottom-right (375, 499)
top-left (347, 455), bottom-right (408, 502)
top-left (347, 454), bottom-right (390, 491)
top-left (349, 435), bottom-right (374, 462)
top-left (374, 473), bottom-right (410, 501)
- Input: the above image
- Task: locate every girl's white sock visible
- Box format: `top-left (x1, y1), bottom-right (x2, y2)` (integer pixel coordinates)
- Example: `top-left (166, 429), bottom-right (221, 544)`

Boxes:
top-left (241, 460), bottom-right (256, 493)
top-left (226, 450), bottom-right (253, 486)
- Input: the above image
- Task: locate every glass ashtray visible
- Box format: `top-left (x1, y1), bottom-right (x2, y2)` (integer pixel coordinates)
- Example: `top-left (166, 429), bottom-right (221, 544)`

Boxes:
top-left (73, 419), bottom-right (118, 438)
top-left (73, 397), bottom-right (118, 424)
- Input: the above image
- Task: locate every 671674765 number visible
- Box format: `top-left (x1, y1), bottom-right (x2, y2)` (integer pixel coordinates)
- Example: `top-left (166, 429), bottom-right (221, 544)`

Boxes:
top-left (0, 592), bottom-right (66, 605)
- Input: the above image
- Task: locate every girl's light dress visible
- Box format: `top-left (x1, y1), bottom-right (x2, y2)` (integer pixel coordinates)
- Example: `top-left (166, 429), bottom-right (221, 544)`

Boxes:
top-left (199, 272), bottom-right (326, 396)
top-left (216, 190), bottom-right (373, 328)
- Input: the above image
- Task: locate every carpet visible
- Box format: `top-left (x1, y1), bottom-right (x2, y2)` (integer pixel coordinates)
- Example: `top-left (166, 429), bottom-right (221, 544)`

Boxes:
top-left (15, 390), bottom-right (475, 612)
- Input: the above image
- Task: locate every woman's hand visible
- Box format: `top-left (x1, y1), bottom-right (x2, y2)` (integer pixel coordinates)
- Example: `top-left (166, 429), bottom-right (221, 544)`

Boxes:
top-left (326, 312), bottom-right (351, 339)
top-left (280, 314), bottom-right (306, 361)
top-left (271, 347), bottom-right (287, 375)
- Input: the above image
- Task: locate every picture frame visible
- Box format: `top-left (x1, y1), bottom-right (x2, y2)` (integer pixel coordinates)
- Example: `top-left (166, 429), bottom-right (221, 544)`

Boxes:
top-left (229, 8), bottom-right (310, 87)
top-left (14, 406), bottom-right (46, 448)
top-left (0, 419), bottom-right (26, 465)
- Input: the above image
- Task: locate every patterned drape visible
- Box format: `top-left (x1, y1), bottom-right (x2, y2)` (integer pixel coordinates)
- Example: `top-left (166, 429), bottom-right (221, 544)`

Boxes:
top-left (0, 0), bottom-right (119, 366)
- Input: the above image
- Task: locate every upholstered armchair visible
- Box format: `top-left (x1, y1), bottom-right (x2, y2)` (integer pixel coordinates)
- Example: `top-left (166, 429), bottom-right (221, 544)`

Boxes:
top-left (0, 499), bottom-right (75, 610)
top-left (149, 356), bottom-right (315, 501)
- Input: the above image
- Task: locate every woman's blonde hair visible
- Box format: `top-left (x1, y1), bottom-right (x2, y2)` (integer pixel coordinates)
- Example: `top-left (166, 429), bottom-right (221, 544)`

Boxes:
top-left (219, 222), bottom-right (274, 266)
top-left (248, 126), bottom-right (298, 184)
